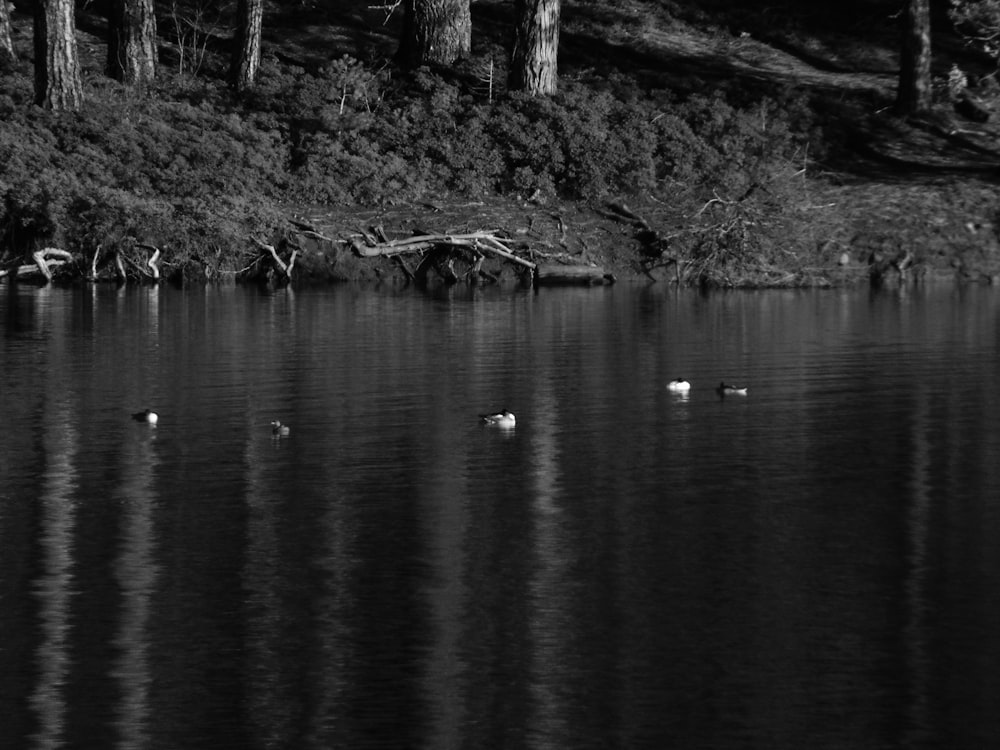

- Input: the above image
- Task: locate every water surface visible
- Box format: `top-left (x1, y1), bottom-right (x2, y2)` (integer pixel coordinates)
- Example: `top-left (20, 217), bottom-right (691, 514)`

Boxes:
top-left (1, 281), bottom-right (998, 749)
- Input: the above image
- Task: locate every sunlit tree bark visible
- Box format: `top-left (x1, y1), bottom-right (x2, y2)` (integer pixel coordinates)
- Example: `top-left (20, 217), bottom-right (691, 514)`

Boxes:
top-left (896, 0), bottom-right (932, 114)
top-left (33, 0), bottom-right (84, 110)
top-left (1, 0), bottom-right (15, 63)
top-left (230, 0), bottom-right (263, 90)
top-left (107, 0), bottom-right (158, 85)
top-left (509, 0), bottom-right (559, 96)
top-left (397, 0), bottom-right (471, 68)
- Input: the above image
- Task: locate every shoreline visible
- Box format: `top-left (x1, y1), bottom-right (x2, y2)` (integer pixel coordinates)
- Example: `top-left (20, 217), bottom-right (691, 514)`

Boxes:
top-left (5, 186), bottom-right (1000, 290)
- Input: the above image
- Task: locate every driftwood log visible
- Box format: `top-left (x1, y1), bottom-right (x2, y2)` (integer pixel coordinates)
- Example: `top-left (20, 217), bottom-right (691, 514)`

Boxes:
top-left (0, 248), bottom-right (74, 281)
top-left (352, 230), bottom-right (612, 285)
top-left (353, 231), bottom-right (536, 269)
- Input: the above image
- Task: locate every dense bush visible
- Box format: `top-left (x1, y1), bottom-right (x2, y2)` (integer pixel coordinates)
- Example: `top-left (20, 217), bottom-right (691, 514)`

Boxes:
top-left (0, 46), bottom-right (817, 277)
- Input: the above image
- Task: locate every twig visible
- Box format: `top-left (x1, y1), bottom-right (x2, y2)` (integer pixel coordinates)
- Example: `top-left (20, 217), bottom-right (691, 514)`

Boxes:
top-left (368, 0), bottom-right (402, 24)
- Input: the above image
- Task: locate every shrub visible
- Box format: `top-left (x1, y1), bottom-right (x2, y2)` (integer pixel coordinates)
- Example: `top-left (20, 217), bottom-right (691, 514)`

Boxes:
top-left (0, 40), bottom-right (818, 277)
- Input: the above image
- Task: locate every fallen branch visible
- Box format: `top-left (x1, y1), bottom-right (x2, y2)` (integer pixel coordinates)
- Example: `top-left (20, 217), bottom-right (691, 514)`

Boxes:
top-left (33, 250), bottom-right (52, 279)
top-left (136, 243), bottom-right (162, 279)
top-left (115, 251), bottom-right (127, 282)
top-left (1, 248), bottom-right (74, 280)
top-left (36, 248), bottom-right (73, 280)
top-left (353, 231), bottom-right (537, 270)
top-left (251, 236), bottom-right (296, 279)
top-left (1, 259), bottom-right (69, 279)
top-left (88, 245), bottom-right (101, 280)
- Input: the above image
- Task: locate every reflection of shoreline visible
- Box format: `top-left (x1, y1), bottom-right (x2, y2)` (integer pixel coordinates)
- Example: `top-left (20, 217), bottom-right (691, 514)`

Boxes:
top-left (113, 426), bottom-right (160, 749)
top-left (242, 424), bottom-right (287, 745)
top-left (30, 394), bottom-right (79, 750)
top-left (528, 371), bottom-right (573, 747)
top-left (903, 386), bottom-right (931, 748)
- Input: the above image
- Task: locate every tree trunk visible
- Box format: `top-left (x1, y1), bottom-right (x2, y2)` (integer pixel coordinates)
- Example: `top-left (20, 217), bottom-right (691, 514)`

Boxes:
top-left (107, 0), bottom-right (158, 85)
top-left (397, 0), bottom-right (471, 68)
top-left (1, 0), bottom-right (15, 63)
top-left (509, 0), bottom-right (559, 95)
top-left (230, 0), bottom-right (263, 90)
top-left (896, 0), bottom-right (932, 114)
top-left (33, 0), bottom-right (84, 110)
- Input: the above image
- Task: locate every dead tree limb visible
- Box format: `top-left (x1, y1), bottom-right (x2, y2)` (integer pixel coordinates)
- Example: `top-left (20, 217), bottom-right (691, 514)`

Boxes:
top-left (88, 245), bottom-right (102, 281)
top-left (36, 248), bottom-right (72, 279)
top-left (251, 236), bottom-right (295, 279)
top-left (1, 248), bottom-right (73, 281)
top-left (353, 229), bottom-right (612, 285)
top-left (136, 243), bottom-right (162, 280)
top-left (354, 231), bottom-right (538, 270)
top-left (115, 251), bottom-right (127, 282)
top-left (33, 250), bottom-right (53, 279)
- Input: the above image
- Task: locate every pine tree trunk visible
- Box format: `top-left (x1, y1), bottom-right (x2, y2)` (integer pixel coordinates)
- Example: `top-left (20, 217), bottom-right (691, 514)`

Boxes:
top-left (107, 0), bottom-right (158, 85)
top-left (509, 0), bottom-right (560, 96)
top-left (33, 0), bottom-right (83, 110)
top-left (896, 0), bottom-right (932, 114)
top-left (230, 0), bottom-right (263, 90)
top-left (397, 0), bottom-right (471, 68)
top-left (1, 0), bottom-right (15, 63)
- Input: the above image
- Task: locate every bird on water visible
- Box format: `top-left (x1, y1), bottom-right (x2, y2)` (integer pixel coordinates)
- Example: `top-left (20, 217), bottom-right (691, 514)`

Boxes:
top-left (132, 409), bottom-right (158, 424)
top-left (716, 382), bottom-right (748, 396)
top-left (480, 409), bottom-right (516, 428)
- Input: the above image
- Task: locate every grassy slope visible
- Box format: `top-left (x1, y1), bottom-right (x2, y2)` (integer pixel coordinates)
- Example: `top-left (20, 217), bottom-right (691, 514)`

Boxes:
top-left (3, 0), bottom-right (1000, 285)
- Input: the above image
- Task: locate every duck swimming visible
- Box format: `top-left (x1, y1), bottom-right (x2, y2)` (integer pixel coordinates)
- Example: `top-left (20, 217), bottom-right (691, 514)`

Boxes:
top-left (480, 409), bottom-right (516, 428)
top-left (667, 378), bottom-right (691, 392)
top-left (716, 382), bottom-right (748, 396)
top-left (271, 420), bottom-right (290, 437)
top-left (132, 409), bottom-right (158, 424)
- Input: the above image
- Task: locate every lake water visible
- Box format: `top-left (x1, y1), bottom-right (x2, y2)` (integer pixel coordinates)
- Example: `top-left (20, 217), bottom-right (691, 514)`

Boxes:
top-left (1, 280), bottom-right (999, 749)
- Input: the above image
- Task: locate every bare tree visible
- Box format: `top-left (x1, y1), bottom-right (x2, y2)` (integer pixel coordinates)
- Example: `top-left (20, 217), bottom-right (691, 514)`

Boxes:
top-left (230, 0), bottom-right (263, 90)
top-left (34, 0), bottom-right (84, 110)
top-left (509, 0), bottom-right (559, 96)
top-left (107, 0), bottom-right (158, 85)
top-left (397, 0), bottom-right (471, 68)
top-left (1, 0), bottom-right (15, 63)
top-left (896, 0), bottom-right (932, 114)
